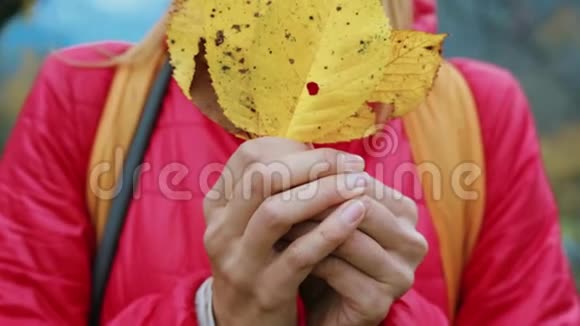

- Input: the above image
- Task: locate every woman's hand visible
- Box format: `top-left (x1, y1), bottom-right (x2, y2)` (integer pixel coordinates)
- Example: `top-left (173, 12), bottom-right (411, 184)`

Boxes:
top-left (289, 174), bottom-right (428, 326)
top-left (203, 137), bottom-right (370, 326)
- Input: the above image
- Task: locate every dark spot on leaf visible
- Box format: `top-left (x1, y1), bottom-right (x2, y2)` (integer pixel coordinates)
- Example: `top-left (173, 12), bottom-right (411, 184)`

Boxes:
top-left (232, 24), bottom-right (241, 32)
top-left (241, 94), bottom-right (256, 112)
top-left (239, 68), bottom-right (250, 74)
top-left (289, 58), bottom-right (295, 64)
top-left (215, 30), bottom-right (225, 46)
top-left (425, 45), bottom-right (435, 51)
top-left (336, 6), bottom-right (342, 11)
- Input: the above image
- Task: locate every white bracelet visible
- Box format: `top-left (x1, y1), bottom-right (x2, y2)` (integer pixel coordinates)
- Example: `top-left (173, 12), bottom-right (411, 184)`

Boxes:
top-left (195, 277), bottom-right (216, 326)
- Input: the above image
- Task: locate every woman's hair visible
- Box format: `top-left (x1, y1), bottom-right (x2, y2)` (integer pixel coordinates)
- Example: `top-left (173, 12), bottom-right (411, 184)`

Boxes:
top-left (111, 0), bottom-right (414, 66)
top-left (385, 0), bottom-right (413, 30)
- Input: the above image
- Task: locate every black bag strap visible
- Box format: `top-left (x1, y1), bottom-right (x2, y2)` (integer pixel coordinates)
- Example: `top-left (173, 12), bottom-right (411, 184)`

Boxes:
top-left (89, 60), bottom-right (173, 326)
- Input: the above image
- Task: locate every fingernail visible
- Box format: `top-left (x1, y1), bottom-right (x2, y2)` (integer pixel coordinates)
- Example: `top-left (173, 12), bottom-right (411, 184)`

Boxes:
top-left (348, 186), bottom-right (366, 197)
top-left (340, 154), bottom-right (365, 172)
top-left (340, 200), bottom-right (366, 225)
top-left (346, 173), bottom-right (368, 189)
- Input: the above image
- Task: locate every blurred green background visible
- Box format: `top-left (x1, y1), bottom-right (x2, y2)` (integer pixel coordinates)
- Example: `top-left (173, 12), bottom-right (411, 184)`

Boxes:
top-left (1, 1), bottom-right (579, 288)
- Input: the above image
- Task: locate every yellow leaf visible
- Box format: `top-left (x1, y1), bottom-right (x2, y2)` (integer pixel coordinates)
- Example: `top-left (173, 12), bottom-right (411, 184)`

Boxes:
top-left (167, 1), bottom-right (447, 144)
top-left (313, 103), bottom-right (378, 143)
top-left (203, 0), bottom-right (391, 142)
top-left (319, 31), bottom-right (446, 142)
top-left (167, 0), bottom-right (205, 100)
top-left (370, 30), bottom-right (447, 117)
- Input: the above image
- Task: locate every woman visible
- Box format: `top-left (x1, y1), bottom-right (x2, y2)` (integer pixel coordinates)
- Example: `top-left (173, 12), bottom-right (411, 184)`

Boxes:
top-left (0, 0), bottom-right (578, 325)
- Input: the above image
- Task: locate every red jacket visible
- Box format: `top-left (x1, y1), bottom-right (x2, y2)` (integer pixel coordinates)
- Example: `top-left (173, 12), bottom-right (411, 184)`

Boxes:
top-left (1, 1), bottom-right (579, 324)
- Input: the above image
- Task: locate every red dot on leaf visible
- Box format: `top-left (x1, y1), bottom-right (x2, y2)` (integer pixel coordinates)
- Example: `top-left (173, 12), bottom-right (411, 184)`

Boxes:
top-left (307, 82), bottom-right (320, 96)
